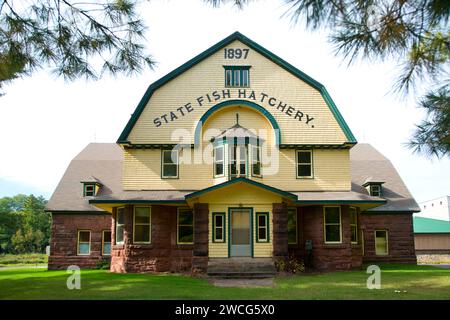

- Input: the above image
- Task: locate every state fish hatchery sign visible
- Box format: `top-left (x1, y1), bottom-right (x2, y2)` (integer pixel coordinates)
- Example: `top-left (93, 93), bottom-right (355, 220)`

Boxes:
top-left (153, 89), bottom-right (315, 128)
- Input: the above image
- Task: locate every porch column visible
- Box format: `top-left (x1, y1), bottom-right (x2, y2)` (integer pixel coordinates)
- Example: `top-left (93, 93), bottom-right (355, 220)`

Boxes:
top-left (273, 203), bottom-right (289, 259)
top-left (192, 203), bottom-right (209, 273)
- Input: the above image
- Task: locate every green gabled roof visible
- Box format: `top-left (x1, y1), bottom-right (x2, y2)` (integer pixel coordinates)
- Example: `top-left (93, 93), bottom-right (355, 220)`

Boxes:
top-left (117, 31), bottom-right (357, 144)
top-left (185, 177), bottom-right (298, 201)
top-left (414, 217), bottom-right (450, 234)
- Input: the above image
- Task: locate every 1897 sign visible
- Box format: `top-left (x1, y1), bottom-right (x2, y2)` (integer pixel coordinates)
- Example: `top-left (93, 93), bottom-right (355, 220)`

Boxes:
top-left (224, 48), bottom-right (249, 59)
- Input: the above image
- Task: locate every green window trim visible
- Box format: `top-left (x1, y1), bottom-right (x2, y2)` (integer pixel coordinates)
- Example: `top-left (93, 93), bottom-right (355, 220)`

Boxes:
top-left (161, 149), bottom-right (179, 179)
top-left (323, 206), bottom-right (342, 244)
top-left (349, 207), bottom-right (358, 244)
top-left (83, 183), bottom-right (96, 197)
top-left (177, 207), bottom-right (194, 244)
top-left (296, 149), bottom-right (314, 179)
top-left (115, 207), bottom-right (125, 245)
top-left (223, 66), bottom-right (251, 88)
top-left (133, 206), bottom-right (151, 244)
top-left (212, 212), bottom-right (226, 243)
top-left (288, 207), bottom-right (298, 244)
top-left (256, 212), bottom-right (270, 243)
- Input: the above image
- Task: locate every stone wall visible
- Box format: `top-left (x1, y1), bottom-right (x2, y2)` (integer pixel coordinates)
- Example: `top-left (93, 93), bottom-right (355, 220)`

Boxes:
top-left (361, 212), bottom-right (416, 264)
top-left (289, 205), bottom-right (363, 271)
top-left (110, 205), bottom-right (194, 273)
top-left (273, 203), bottom-right (288, 259)
top-left (48, 213), bottom-right (111, 270)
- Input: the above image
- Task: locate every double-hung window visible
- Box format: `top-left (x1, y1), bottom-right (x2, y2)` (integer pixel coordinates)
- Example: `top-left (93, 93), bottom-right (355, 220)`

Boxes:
top-left (134, 207), bottom-right (151, 243)
top-left (115, 207), bottom-right (125, 244)
top-left (212, 213), bottom-right (225, 243)
top-left (251, 145), bottom-right (262, 177)
top-left (229, 145), bottom-right (247, 178)
top-left (375, 230), bottom-right (388, 255)
top-left (324, 206), bottom-right (342, 243)
top-left (349, 207), bottom-right (358, 244)
top-left (102, 230), bottom-right (111, 255)
top-left (370, 185), bottom-right (382, 197)
top-left (256, 212), bottom-right (269, 242)
top-left (162, 149), bottom-right (179, 178)
top-left (224, 66), bottom-right (250, 87)
top-left (296, 150), bottom-right (313, 178)
top-left (214, 145), bottom-right (225, 177)
top-left (77, 230), bottom-right (91, 255)
top-left (83, 183), bottom-right (95, 196)
top-left (177, 208), bottom-right (194, 244)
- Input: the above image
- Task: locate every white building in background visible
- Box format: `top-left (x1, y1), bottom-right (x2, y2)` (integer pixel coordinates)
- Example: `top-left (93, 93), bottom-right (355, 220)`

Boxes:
top-left (415, 196), bottom-right (450, 221)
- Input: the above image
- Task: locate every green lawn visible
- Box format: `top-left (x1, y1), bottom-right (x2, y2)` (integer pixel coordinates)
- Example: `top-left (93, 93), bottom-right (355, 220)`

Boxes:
top-left (0, 253), bottom-right (48, 267)
top-left (0, 264), bottom-right (449, 300)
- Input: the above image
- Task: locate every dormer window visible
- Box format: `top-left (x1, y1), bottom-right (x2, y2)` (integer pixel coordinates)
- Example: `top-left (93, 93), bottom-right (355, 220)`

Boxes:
top-left (224, 66), bottom-right (250, 87)
top-left (84, 184), bottom-right (96, 197)
top-left (81, 178), bottom-right (102, 197)
top-left (369, 185), bottom-right (382, 197)
top-left (362, 179), bottom-right (384, 197)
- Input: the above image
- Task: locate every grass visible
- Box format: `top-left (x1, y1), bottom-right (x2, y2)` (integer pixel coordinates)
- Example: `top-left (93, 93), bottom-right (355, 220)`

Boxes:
top-left (0, 264), bottom-right (449, 300)
top-left (0, 253), bottom-right (48, 267)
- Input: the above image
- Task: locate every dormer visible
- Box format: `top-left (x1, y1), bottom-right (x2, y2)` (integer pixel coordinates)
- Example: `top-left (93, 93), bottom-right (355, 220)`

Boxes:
top-left (81, 177), bottom-right (102, 197)
top-left (362, 178), bottom-right (385, 197)
top-left (211, 115), bottom-right (264, 180)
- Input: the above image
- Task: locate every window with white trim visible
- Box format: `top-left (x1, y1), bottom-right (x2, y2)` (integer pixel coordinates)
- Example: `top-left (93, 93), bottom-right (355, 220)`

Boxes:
top-left (324, 206), bottom-right (341, 243)
top-left (214, 145), bottom-right (225, 177)
top-left (370, 185), bottom-right (382, 197)
top-left (251, 145), bottom-right (262, 177)
top-left (115, 207), bottom-right (125, 244)
top-left (349, 207), bottom-right (358, 244)
top-left (296, 150), bottom-right (313, 178)
top-left (212, 213), bottom-right (225, 243)
top-left (375, 230), bottom-right (388, 255)
top-left (162, 149), bottom-right (179, 178)
top-left (177, 208), bottom-right (193, 244)
top-left (256, 212), bottom-right (269, 242)
top-left (134, 207), bottom-right (151, 243)
top-left (77, 230), bottom-right (91, 255)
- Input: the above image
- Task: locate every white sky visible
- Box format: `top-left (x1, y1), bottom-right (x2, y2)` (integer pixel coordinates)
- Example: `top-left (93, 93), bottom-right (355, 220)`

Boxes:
top-left (0, 0), bottom-right (448, 203)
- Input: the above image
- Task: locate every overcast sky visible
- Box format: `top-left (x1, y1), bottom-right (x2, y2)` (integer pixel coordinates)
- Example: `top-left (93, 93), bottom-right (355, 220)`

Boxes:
top-left (0, 0), bottom-right (448, 203)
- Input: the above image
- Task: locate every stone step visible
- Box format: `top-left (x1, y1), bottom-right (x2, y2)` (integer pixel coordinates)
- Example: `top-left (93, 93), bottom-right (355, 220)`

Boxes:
top-left (207, 258), bottom-right (276, 279)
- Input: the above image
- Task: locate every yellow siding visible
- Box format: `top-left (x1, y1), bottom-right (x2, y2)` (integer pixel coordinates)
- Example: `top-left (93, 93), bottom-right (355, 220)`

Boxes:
top-left (206, 185), bottom-right (276, 258)
top-left (123, 147), bottom-right (350, 191)
top-left (127, 40), bottom-right (348, 145)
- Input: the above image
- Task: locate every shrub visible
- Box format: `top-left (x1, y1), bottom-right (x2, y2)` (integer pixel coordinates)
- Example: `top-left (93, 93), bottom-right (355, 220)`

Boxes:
top-left (275, 256), bottom-right (305, 274)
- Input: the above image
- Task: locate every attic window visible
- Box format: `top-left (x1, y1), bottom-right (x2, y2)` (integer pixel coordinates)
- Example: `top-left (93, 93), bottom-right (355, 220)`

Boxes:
top-left (369, 184), bottom-right (382, 197)
top-left (224, 66), bottom-right (250, 87)
top-left (83, 183), bottom-right (96, 197)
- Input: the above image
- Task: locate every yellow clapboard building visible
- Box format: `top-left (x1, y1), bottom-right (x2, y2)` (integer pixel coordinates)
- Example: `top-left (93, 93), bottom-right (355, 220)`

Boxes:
top-left (46, 32), bottom-right (419, 273)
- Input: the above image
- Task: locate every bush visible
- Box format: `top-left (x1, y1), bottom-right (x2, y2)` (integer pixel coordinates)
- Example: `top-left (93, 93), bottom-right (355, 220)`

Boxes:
top-left (275, 256), bottom-right (305, 274)
top-left (96, 259), bottom-right (110, 270)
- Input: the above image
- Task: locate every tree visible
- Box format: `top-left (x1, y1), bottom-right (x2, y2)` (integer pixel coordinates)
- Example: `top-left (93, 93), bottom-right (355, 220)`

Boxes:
top-left (208, 0), bottom-right (450, 158)
top-left (0, 0), bottom-right (154, 94)
top-left (0, 194), bottom-right (49, 253)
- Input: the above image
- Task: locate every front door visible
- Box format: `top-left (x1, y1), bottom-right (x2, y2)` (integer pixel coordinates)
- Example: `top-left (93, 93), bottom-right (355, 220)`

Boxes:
top-left (230, 208), bottom-right (252, 257)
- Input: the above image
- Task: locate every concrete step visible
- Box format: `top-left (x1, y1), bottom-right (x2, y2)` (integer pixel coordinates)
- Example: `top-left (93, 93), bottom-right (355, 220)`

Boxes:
top-left (207, 258), bottom-right (276, 279)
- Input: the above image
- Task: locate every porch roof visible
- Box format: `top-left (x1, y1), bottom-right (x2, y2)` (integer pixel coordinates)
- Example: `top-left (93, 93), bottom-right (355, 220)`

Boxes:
top-left (184, 177), bottom-right (298, 201)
